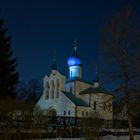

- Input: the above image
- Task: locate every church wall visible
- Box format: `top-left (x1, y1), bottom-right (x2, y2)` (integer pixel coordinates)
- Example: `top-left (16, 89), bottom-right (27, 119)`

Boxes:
top-left (76, 81), bottom-right (92, 97)
top-left (65, 81), bottom-right (75, 94)
top-left (65, 80), bottom-right (92, 98)
top-left (60, 93), bottom-right (76, 117)
top-left (43, 71), bottom-right (66, 100)
top-left (76, 106), bottom-right (93, 118)
top-left (100, 94), bottom-right (113, 120)
top-left (90, 93), bottom-right (113, 120)
top-left (36, 92), bottom-right (76, 117)
top-left (37, 70), bottom-right (77, 117)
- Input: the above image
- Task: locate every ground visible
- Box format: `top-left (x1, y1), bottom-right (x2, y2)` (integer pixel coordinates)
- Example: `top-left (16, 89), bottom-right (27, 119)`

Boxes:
top-left (32, 135), bottom-right (140, 140)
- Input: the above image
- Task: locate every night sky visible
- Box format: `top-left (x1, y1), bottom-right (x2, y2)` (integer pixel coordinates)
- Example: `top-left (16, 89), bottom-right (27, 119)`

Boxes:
top-left (0, 0), bottom-right (140, 84)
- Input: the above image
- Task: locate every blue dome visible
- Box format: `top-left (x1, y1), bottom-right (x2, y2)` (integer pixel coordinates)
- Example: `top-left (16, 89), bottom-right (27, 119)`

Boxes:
top-left (67, 54), bottom-right (82, 67)
top-left (51, 61), bottom-right (57, 70)
top-left (67, 41), bottom-right (82, 67)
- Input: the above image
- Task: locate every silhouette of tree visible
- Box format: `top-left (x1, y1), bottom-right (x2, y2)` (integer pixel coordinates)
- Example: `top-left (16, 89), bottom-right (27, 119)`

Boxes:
top-left (27, 79), bottom-right (43, 103)
top-left (100, 5), bottom-right (140, 140)
top-left (17, 79), bottom-right (43, 103)
top-left (0, 18), bottom-right (19, 99)
top-left (16, 81), bottom-right (28, 101)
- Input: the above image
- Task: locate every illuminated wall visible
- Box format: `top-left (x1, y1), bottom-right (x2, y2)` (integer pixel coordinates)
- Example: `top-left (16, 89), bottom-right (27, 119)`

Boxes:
top-left (69, 65), bottom-right (82, 78)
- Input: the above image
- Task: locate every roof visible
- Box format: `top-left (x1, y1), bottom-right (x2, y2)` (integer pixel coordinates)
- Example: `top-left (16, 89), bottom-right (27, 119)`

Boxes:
top-left (62, 91), bottom-right (89, 107)
top-left (66, 77), bottom-right (93, 85)
top-left (80, 87), bottom-right (113, 96)
top-left (67, 56), bottom-right (82, 67)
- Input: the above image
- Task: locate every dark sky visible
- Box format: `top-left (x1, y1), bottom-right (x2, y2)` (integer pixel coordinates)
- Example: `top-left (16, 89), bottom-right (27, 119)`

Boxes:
top-left (0, 0), bottom-right (140, 84)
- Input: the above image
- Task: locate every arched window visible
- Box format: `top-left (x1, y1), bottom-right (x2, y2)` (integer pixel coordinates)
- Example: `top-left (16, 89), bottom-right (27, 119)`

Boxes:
top-left (104, 102), bottom-right (106, 111)
top-left (79, 70), bottom-right (80, 77)
top-left (82, 111), bottom-right (84, 117)
top-left (70, 71), bottom-right (72, 78)
top-left (64, 110), bottom-right (66, 116)
top-left (68, 110), bottom-right (70, 115)
top-left (51, 80), bottom-right (55, 99)
top-left (82, 111), bottom-right (85, 117)
top-left (56, 79), bottom-right (60, 98)
top-left (94, 101), bottom-right (96, 111)
top-left (108, 103), bottom-right (112, 111)
top-left (86, 111), bottom-right (88, 116)
top-left (70, 87), bottom-right (73, 93)
top-left (45, 82), bottom-right (49, 99)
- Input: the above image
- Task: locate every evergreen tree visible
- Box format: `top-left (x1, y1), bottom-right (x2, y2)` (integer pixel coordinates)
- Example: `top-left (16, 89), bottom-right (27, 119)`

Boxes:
top-left (0, 18), bottom-right (19, 98)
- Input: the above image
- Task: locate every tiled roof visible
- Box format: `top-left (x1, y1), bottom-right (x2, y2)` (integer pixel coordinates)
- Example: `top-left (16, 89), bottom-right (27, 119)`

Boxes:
top-left (62, 91), bottom-right (89, 107)
top-left (66, 77), bottom-right (93, 85)
top-left (80, 87), bottom-right (113, 96)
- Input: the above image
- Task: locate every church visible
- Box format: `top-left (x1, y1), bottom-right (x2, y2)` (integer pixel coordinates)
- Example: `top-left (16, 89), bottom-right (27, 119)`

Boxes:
top-left (37, 42), bottom-right (113, 122)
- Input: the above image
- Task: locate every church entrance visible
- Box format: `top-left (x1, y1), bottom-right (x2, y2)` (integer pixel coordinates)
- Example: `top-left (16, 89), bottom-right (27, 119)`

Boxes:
top-left (47, 107), bottom-right (57, 124)
top-left (48, 109), bottom-right (56, 117)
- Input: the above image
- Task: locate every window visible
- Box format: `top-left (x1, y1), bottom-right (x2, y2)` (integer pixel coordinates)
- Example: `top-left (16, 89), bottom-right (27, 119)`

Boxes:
top-left (82, 111), bottom-right (84, 117)
top-left (68, 110), bottom-right (70, 115)
top-left (108, 103), bottom-right (112, 111)
top-left (45, 91), bottom-right (49, 99)
top-left (104, 102), bottom-right (106, 111)
top-left (64, 110), bottom-right (66, 116)
top-left (56, 79), bottom-right (60, 98)
top-left (86, 111), bottom-right (88, 116)
top-left (94, 101), bottom-right (96, 111)
top-left (70, 87), bottom-right (73, 93)
top-left (79, 70), bottom-right (81, 77)
top-left (71, 71), bottom-right (72, 78)
top-left (45, 82), bottom-right (49, 99)
top-left (51, 81), bottom-right (54, 99)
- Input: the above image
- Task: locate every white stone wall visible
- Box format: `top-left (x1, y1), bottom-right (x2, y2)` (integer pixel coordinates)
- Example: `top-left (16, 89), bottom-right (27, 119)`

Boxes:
top-left (37, 92), bottom-right (76, 117)
top-left (37, 70), bottom-right (76, 117)
top-left (75, 81), bottom-right (92, 97)
top-left (65, 81), bottom-right (75, 94)
top-left (37, 68), bottom-right (113, 120)
top-left (65, 80), bottom-right (92, 97)
top-left (43, 70), bottom-right (66, 100)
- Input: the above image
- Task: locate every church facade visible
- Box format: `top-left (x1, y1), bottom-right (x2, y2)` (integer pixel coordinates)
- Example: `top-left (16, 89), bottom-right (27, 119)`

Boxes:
top-left (37, 44), bottom-right (113, 121)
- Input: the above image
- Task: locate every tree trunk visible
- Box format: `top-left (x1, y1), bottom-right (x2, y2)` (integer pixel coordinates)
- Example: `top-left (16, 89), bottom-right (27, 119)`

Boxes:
top-left (126, 105), bottom-right (134, 140)
top-left (124, 70), bottom-right (134, 140)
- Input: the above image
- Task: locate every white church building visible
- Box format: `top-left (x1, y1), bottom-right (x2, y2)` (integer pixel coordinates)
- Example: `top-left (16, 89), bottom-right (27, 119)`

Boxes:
top-left (37, 43), bottom-right (113, 121)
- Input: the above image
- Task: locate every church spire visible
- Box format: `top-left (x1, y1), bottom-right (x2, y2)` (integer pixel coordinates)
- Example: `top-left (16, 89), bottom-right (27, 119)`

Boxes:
top-left (73, 40), bottom-right (78, 53)
top-left (94, 64), bottom-right (100, 87)
top-left (95, 64), bottom-right (99, 82)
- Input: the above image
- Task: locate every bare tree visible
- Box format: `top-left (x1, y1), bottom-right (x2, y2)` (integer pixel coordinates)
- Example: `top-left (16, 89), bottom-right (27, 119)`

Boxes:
top-left (100, 5), bottom-right (140, 140)
top-left (27, 79), bottom-right (43, 103)
top-left (16, 79), bottom-right (43, 102)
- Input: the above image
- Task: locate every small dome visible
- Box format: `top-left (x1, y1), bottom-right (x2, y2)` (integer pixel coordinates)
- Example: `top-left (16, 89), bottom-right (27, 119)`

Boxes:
top-left (51, 61), bottom-right (57, 70)
top-left (67, 51), bottom-right (82, 67)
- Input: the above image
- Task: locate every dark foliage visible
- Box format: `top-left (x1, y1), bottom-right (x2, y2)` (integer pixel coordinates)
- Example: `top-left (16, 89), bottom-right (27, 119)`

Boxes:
top-left (0, 18), bottom-right (19, 99)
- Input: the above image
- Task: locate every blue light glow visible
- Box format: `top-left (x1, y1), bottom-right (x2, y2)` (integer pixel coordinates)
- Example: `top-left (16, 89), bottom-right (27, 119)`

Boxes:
top-left (70, 68), bottom-right (79, 78)
top-left (67, 57), bottom-right (82, 67)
